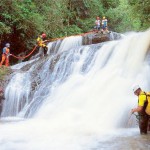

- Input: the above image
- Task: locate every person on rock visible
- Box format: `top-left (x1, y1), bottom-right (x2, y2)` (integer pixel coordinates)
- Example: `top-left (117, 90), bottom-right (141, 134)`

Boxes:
top-left (36, 33), bottom-right (48, 58)
top-left (95, 16), bottom-right (101, 32)
top-left (0, 43), bottom-right (12, 67)
top-left (102, 16), bottom-right (108, 31)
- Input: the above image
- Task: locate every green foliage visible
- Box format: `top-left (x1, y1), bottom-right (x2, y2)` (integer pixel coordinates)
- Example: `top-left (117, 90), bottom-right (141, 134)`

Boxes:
top-left (62, 25), bottom-right (83, 36)
top-left (0, 0), bottom-right (44, 53)
top-left (0, 66), bottom-right (10, 80)
top-left (101, 0), bottom-right (119, 9)
top-left (106, 0), bottom-right (134, 32)
top-left (105, 0), bottom-right (150, 32)
top-left (0, 22), bottom-right (11, 34)
top-left (128, 0), bottom-right (150, 30)
top-left (0, 0), bottom-right (150, 63)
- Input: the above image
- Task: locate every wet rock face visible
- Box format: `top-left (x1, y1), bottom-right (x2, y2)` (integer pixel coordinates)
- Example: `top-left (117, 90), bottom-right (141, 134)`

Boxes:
top-left (0, 67), bottom-right (13, 91)
top-left (92, 34), bottom-right (110, 44)
top-left (0, 67), bottom-right (13, 115)
top-left (0, 31), bottom-right (120, 94)
top-left (83, 31), bottom-right (121, 45)
top-left (0, 31), bottom-right (122, 116)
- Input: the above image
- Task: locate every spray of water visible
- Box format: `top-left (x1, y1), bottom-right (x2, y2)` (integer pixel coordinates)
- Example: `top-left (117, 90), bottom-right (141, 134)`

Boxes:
top-left (0, 29), bottom-right (150, 150)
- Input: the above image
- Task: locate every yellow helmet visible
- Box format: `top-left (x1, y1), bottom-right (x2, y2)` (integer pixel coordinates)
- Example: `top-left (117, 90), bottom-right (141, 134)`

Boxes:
top-left (103, 16), bottom-right (105, 19)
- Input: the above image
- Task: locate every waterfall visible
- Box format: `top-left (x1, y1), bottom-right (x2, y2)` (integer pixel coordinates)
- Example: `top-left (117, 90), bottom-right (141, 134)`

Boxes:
top-left (0, 29), bottom-right (150, 150)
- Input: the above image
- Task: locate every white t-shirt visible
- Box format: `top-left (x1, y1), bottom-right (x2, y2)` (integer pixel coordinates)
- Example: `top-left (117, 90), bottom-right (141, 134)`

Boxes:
top-left (95, 20), bottom-right (101, 26)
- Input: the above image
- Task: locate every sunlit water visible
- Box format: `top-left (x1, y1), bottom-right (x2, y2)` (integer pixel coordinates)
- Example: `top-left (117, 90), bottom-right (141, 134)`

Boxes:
top-left (0, 29), bottom-right (150, 150)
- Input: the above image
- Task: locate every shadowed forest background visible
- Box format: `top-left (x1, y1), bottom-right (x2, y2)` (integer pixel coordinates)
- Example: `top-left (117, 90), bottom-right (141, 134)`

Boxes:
top-left (0, 0), bottom-right (149, 62)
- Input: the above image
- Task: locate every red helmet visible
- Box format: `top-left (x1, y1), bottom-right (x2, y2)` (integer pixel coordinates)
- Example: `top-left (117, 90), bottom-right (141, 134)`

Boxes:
top-left (41, 33), bottom-right (46, 38)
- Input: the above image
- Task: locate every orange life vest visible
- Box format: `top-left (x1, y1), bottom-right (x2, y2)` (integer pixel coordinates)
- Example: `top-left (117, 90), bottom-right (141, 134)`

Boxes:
top-left (5, 48), bottom-right (10, 54)
top-left (3, 47), bottom-right (10, 55)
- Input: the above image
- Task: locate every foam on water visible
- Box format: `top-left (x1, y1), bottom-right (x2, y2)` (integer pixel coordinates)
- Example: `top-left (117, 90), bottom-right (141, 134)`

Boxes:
top-left (0, 29), bottom-right (150, 150)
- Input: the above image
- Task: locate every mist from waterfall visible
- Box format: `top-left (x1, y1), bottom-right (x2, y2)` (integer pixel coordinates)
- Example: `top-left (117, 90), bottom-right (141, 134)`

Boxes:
top-left (0, 30), bottom-right (150, 150)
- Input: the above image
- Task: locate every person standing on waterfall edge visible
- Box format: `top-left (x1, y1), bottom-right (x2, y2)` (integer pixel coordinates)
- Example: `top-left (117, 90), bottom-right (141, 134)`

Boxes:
top-left (131, 85), bottom-right (150, 135)
top-left (102, 16), bottom-right (108, 31)
top-left (95, 16), bottom-right (101, 32)
top-left (36, 33), bottom-right (48, 58)
top-left (0, 43), bottom-right (12, 67)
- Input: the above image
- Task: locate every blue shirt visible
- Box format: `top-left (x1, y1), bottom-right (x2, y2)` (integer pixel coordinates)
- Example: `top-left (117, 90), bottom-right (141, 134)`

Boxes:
top-left (2, 47), bottom-right (6, 54)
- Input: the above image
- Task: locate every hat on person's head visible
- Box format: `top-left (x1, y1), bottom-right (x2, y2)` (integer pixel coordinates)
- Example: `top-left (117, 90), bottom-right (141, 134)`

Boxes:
top-left (133, 85), bottom-right (140, 92)
top-left (5, 43), bottom-right (10, 47)
top-left (41, 33), bottom-right (46, 38)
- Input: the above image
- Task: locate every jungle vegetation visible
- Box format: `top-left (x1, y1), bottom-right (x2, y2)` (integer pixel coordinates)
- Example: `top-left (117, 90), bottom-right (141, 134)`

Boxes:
top-left (0, 0), bottom-right (149, 57)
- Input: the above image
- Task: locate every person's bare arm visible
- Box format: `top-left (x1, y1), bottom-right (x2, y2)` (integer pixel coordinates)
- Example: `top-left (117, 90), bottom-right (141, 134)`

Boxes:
top-left (131, 106), bottom-right (143, 113)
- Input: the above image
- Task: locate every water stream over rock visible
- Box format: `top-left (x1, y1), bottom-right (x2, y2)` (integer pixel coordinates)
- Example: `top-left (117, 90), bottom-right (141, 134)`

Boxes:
top-left (0, 30), bottom-right (150, 150)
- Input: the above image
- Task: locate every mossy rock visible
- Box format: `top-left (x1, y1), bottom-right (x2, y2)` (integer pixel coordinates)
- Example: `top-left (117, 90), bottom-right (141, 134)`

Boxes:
top-left (0, 66), bottom-right (12, 80)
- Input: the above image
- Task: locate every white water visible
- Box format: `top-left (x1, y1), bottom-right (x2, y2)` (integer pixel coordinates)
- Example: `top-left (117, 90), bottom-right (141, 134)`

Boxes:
top-left (57, 36), bottom-right (82, 53)
top-left (0, 29), bottom-right (150, 150)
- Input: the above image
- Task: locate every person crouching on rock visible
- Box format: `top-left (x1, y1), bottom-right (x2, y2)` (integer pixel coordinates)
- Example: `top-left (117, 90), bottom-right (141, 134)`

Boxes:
top-left (36, 33), bottom-right (48, 58)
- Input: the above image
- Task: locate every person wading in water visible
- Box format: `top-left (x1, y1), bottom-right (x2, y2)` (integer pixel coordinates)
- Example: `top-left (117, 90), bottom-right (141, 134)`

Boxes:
top-left (131, 85), bottom-right (150, 135)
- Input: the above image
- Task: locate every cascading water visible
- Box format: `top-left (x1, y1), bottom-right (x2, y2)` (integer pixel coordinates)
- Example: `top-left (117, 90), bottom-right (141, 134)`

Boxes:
top-left (0, 30), bottom-right (150, 150)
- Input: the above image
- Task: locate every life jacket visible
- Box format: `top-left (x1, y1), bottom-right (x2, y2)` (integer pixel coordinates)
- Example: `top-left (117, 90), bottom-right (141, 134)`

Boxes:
top-left (37, 36), bottom-right (42, 45)
top-left (139, 92), bottom-right (150, 115)
top-left (3, 47), bottom-right (10, 55)
top-left (145, 92), bottom-right (150, 115)
top-left (36, 36), bottom-right (46, 47)
top-left (102, 19), bottom-right (107, 26)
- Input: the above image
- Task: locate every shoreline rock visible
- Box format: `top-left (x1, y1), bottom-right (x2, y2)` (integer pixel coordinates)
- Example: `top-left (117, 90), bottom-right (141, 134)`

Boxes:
top-left (0, 67), bottom-right (14, 115)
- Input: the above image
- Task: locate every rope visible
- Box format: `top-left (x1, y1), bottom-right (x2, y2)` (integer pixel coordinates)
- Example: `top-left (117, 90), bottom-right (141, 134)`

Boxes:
top-left (11, 45), bottom-right (38, 60)
top-left (11, 31), bottom-right (95, 60)
top-left (126, 113), bottom-right (133, 128)
top-left (126, 113), bottom-right (142, 128)
top-left (133, 113), bottom-right (140, 120)
top-left (48, 31), bottom-right (95, 42)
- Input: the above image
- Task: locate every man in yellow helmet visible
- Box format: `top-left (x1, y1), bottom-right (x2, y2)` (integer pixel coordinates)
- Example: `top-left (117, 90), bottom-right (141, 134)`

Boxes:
top-left (131, 85), bottom-right (150, 135)
top-left (102, 16), bottom-right (108, 31)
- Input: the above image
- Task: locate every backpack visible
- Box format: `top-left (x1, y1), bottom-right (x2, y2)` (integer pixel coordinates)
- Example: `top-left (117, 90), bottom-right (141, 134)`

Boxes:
top-left (145, 92), bottom-right (150, 115)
